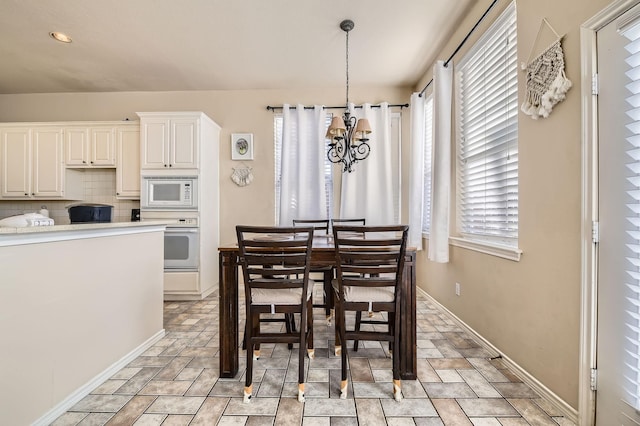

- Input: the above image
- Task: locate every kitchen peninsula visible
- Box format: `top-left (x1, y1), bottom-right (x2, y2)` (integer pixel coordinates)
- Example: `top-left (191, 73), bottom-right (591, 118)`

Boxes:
top-left (0, 221), bottom-right (167, 426)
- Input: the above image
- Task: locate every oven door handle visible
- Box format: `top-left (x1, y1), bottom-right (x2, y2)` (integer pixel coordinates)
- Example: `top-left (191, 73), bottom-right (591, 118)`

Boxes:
top-left (165, 228), bottom-right (199, 233)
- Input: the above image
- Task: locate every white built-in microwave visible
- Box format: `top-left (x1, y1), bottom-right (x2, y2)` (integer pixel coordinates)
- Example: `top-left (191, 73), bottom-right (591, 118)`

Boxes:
top-left (141, 175), bottom-right (198, 210)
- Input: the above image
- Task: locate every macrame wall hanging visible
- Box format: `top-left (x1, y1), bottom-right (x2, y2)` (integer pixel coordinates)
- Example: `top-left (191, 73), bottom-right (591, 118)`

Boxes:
top-left (231, 165), bottom-right (254, 187)
top-left (521, 18), bottom-right (572, 119)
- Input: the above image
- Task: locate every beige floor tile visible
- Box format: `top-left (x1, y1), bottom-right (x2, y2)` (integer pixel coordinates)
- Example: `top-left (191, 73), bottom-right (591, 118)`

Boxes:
top-left (432, 399), bottom-right (473, 425)
top-left (146, 396), bottom-right (206, 415)
top-left (457, 398), bottom-right (519, 417)
top-left (381, 398), bottom-right (438, 417)
top-left (105, 395), bottom-right (156, 425)
top-left (224, 397), bottom-right (280, 416)
top-left (355, 398), bottom-right (386, 426)
top-left (71, 394), bottom-right (133, 413)
top-left (51, 412), bottom-right (88, 426)
top-left (132, 413), bottom-right (166, 425)
top-left (275, 397), bottom-right (304, 425)
top-left (161, 414), bottom-right (194, 426)
top-left (139, 380), bottom-right (192, 396)
top-left (189, 397), bottom-right (228, 425)
top-left (508, 399), bottom-right (557, 425)
top-left (423, 382), bottom-right (477, 399)
top-left (303, 398), bottom-right (356, 417)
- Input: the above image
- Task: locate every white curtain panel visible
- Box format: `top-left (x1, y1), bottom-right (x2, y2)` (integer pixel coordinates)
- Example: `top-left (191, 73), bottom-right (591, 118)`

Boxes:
top-left (278, 104), bottom-right (329, 226)
top-left (429, 61), bottom-right (452, 263)
top-left (340, 102), bottom-right (394, 225)
top-left (408, 93), bottom-right (425, 250)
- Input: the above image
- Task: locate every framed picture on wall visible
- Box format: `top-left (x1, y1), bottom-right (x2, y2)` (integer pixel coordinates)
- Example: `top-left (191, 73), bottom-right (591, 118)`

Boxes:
top-left (231, 133), bottom-right (254, 160)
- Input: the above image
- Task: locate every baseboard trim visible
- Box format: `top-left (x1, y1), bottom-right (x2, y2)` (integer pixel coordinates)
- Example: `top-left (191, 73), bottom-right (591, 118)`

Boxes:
top-left (419, 289), bottom-right (578, 423)
top-left (32, 329), bottom-right (166, 426)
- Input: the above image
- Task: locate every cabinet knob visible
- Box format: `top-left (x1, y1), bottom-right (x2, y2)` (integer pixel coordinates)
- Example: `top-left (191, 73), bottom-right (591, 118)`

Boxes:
top-left (164, 164), bottom-right (168, 167)
top-left (24, 193), bottom-right (28, 196)
top-left (31, 193), bottom-right (35, 196)
top-left (82, 160), bottom-right (86, 164)
top-left (169, 164), bottom-right (173, 167)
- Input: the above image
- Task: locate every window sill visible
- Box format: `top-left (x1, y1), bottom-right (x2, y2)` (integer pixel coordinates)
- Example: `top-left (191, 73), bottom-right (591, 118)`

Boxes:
top-left (449, 236), bottom-right (522, 262)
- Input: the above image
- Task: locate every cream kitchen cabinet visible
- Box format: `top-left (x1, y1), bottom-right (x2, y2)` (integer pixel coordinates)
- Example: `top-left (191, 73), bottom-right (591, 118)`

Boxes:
top-left (138, 113), bottom-right (199, 170)
top-left (116, 125), bottom-right (140, 199)
top-left (65, 125), bottom-right (116, 167)
top-left (1, 126), bottom-right (82, 199)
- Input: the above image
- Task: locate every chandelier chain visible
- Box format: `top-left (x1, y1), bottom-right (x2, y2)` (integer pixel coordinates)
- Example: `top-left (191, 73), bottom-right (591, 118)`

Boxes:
top-left (345, 30), bottom-right (349, 106)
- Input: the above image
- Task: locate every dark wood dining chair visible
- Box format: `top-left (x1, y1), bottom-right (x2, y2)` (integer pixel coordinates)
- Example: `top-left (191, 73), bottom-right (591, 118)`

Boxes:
top-left (293, 219), bottom-right (334, 321)
top-left (236, 225), bottom-right (315, 403)
top-left (331, 218), bottom-right (374, 350)
top-left (332, 224), bottom-right (409, 401)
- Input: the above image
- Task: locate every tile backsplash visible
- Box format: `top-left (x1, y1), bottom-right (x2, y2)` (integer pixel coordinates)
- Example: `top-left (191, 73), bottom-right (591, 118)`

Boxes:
top-left (0, 169), bottom-right (139, 224)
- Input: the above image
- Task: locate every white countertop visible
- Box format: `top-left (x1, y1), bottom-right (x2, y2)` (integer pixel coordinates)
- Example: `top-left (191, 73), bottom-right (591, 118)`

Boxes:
top-left (0, 220), bottom-right (173, 246)
top-left (0, 220), bottom-right (173, 235)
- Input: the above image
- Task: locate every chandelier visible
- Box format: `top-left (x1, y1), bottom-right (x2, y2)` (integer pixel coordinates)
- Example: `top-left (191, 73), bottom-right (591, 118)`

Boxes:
top-left (326, 19), bottom-right (372, 173)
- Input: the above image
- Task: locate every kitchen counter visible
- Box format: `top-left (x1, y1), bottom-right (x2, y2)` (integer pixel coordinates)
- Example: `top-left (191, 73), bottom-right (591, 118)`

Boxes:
top-left (0, 220), bottom-right (172, 246)
top-left (0, 220), bottom-right (167, 425)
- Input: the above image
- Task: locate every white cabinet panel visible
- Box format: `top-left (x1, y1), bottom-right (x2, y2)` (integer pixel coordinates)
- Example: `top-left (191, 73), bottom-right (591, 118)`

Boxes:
top-left (116, 126), bottom-right (140, 199)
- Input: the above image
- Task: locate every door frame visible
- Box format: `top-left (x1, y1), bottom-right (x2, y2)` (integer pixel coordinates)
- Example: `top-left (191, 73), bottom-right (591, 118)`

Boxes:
top-left (580, 1), bottom-right (639, 424)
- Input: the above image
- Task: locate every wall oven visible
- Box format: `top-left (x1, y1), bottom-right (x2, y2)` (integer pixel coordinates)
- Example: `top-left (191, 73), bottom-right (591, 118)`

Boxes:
top-left (164, 226), bottom-right (199, 270)
top-left (141, 211), bottom-right (200, 271)
top-left (141, 175), bottom-right (198, 210)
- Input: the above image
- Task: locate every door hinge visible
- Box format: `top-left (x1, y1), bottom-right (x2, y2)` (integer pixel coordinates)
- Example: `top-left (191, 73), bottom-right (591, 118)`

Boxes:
top-left (590, 368), bottom-right (598, 391)
top-left (592, 73), bottom-right (599, 95)
top-left (592, 221), bottom-right (600, 243)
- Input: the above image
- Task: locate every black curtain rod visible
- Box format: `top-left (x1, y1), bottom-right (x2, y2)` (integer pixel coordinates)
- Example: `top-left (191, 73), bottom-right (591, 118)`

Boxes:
top-left (418, 0), bottom-right (499, 97)
top-left (266, 103), bottom-right (408, 111)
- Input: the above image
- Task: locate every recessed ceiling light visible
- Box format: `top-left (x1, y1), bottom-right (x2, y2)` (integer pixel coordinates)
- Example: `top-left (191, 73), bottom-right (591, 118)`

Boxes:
top-left (49, 32), bottom-right (72, 43)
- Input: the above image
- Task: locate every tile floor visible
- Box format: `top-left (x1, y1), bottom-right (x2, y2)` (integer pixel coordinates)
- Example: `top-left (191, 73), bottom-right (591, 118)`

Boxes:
top-left (52, 285), bottom-right (575, 425)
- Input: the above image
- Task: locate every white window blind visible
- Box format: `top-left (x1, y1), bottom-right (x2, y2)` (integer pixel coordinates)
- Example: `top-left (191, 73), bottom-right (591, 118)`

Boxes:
top-left (422, 94), bottom-right (434, 234)
top-left (274, 114), bottom-right (333, 224)
top-left (455, 1), bottom-right (518, 244)
top-left (621, 16), bottom-right (640, 412)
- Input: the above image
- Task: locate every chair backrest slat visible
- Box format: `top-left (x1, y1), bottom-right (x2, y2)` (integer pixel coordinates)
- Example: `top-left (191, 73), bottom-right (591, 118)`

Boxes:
top-left (293, 219), bottom-right (329, 236)
top-left (332, 225), bottom-right (409, 293)
top-left (237, 225), bottom-right (314, 297)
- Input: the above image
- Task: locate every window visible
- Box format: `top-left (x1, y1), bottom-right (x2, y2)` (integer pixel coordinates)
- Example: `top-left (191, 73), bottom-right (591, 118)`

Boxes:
top-left (455, 2), bottom-right (518, 245)
top-left (422, 94), bottom-right (434, 234)
top-left (274, 114), bottom-right (333, 223)
top-left (621, 13), bottom-right (640, 412)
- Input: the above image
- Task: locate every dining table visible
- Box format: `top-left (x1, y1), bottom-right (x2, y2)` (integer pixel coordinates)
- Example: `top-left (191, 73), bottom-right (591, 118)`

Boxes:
top-left (218, 235), bottom-right (417, 380)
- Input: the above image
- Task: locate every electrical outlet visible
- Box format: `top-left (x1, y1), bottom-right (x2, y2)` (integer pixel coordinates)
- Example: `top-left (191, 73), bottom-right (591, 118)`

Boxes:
top-left (455, 282), bottom-right (461, 296)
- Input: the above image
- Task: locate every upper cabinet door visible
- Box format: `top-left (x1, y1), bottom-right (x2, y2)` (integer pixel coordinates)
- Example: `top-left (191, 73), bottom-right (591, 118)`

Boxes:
top-left (140, 118), bottom-right (170, 169)
top-left (1, 128), bottom-right (31, 197)
top-left (90, 127), bottom-right (116, 166)
top-left (32, 127), bottom-right (64, 197)
top-left (170, 118), bottom-right (198, 169)
top-left (65, 127), bottom-right (90, 166)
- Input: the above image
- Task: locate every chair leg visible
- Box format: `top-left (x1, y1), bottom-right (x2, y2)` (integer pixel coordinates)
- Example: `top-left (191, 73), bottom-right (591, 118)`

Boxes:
top-left (339, 309), bottom-right (348, 399)
top-left (285, 313), bottom-right (294, 350)
top-left (391, 314), bottom-right (402, 401)
top-left (353, 311), bottom-right (362, 351)
top-left (306, 300), bottom-right (315, 360)
top-left (244, 313), bottom-right (256, 403)
top-left (298, 305), bottom-right (307, 402)
top-left (334, 294), bottom-right (342, 357)
top-left (323, 270), bottom-right (333, 323)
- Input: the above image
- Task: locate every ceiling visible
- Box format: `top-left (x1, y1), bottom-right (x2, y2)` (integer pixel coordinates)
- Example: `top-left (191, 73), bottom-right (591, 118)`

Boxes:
top-left (0, 0), bottom-right (475, 95)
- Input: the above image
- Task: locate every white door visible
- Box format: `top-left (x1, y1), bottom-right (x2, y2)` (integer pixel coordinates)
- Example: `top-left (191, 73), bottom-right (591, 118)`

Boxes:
top-left (596, 6), bottom-right (640, 424)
